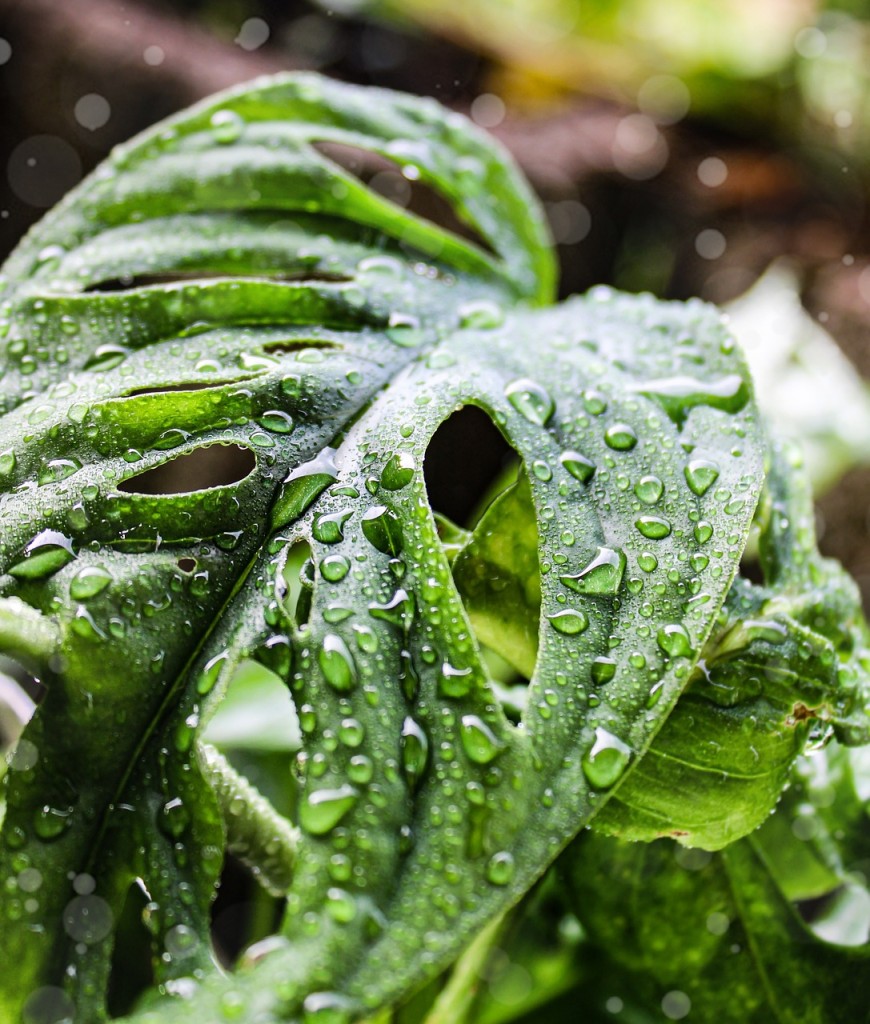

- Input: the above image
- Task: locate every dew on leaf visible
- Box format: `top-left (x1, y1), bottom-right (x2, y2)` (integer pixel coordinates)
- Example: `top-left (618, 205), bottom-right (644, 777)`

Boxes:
top-left (458, 299), bottom-right (504, 329)
top-left (210, 109), bottom-right (245, 143)
top-left (325, 887), bottom-right (357, 924)
top-left (401, 717), bottom-right (429, 790)
top-left (634, 475), bottom-right (663, 504)
top-left (368, 588), bottom-right (414, 628)
top-left (505, 378), bottom-right (554, 426)
top-left (604, 423), bottom-right (638, 451)
top-left (460, 715), bottom-right (504, 764)
top-left (560, 546), bottom-right (626, 596)
top-left (257, 410), bottom-right (295, 434)
top-left (69, 565), bottom-right (112, 600)
top-left (548, 609), bottom-right (589, 635)
top-left (361, 505), bottom-right (403, 555)
top-left (439, 662), bottom-right (473, 698)
top-left (694, 520), bottom-right (714, 544)
top-left (299, 785), bottom-right (359, 836)
top-left (657, 623), bottom-right (694, 658)
top-left (9, 530), bottom-right (75, 580)
top-left (313, 509), bottom-right (353, 544)
top-left (380, 452), bottom-right (415, 491)
top-left (320, 554), bottom-right (351, 582)
top-left (581, 727), bottom-right (632, 789)
top-left (634, 373), bottom-right (748, 428)
top-left (591, 657), bottom-right (617, 685)
top-left (485, 851), bottom-right (515, 886)
top-left (560, 450), bottom-right (595, 483)
top-left (684, 458), bottom-right (720, 496)
top-left (33, 805), bottom-right (73, 841)
top-left (635, 515), bottom-right (672, 540)
top-left (318, 634), bottom-right (357, 692)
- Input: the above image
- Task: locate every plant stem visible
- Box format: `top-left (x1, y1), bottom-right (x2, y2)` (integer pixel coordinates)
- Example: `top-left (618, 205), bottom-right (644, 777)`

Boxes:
top-left (422, 912), bottom-right (506, 1024)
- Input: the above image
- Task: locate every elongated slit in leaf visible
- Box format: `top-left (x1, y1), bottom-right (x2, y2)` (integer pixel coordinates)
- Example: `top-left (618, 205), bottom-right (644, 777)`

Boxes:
top-left (118, 444), bottom-right (256, 495)
top-left (311, 141), bottom-right (497, 256)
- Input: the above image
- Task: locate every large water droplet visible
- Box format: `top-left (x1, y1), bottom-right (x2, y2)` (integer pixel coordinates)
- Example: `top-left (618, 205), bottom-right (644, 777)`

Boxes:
top-left (684, 458), bottom-right (720, 496)
top-left (460, 715), bottom-right (504, 764)
top-left (211, 109), bottom-right (244, 143)
top-left (401, 717), bottom-right (429, 789)
top-left (633, 374), bottom-right (748, 428)
top-left (320, 554), bottom-right (350, 582)
top-left (505, 378), bottom-right (554, 426)
top-left (581, 727), bottom-right (632, 789)
top-left (560, 546), bottom-right (626, 596)
top-left (369, 588), bottom-right (414, 628)
top-left (34, 804), bottom-right (73, 841)
top-left (299, 786), bottom-right (359, 836)
top-left (548, 609), bottom-right (589, 635)
top-left (69, 565), bottom-right (112, 600)
top-left (458, 300), bottom-right (504, 329)
top-left (486, 850), bottom-right (515, 885)
top-left (560, 450), bottom-right (595, 483)
top-left (439, 662), bottom-right (473, 698)
top-left (380, 452), bottom-right (415, 491)
top-left (318, 634), bottom-right (357, 691)
top-left (635, 515), bottom-right (672, 540)
top-left (9, 530), bottom-right (75, 580)
top-left (313, 508), bottom-right (353, 544)
top-left (634, 475), bottom-right (663, 504)
top-left (361, 506), bottom-right (403, 555)
top-left (657, 623), bottom-right (694, 658)
top-left (604, 423), bottom-right (637, 451)
top-left (271, 450), bottom-right (337, 530)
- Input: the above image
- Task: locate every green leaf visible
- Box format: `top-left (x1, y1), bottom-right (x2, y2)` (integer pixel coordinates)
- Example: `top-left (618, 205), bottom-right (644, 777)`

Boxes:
top-left (0, 70), bottom-right (865, 1024)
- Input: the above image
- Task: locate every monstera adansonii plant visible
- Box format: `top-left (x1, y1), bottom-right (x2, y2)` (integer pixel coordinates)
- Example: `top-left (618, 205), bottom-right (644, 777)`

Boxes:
top-left (0, 74), bottom-right (868, 1024)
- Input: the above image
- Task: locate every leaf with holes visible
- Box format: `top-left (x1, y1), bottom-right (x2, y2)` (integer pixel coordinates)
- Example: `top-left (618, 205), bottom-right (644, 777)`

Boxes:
top-left (0, 73), bottom-right (867, 1024)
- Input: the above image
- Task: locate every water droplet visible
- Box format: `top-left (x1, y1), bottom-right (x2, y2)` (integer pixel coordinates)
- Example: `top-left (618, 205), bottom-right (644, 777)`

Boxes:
top-left (548, 609), bottom-right (589, 635)
top-left (458, 300), bottom-right (504, 329)
top-left (347, 754), bottom-right (373, 785)
top-left (0, 449), bottom-right (15, 478)
top-left (380, 452), bottom-right (415, 491)
top-left (257, 410), bottom-right (294, 434)
top-left (439, 662), bottom-right (474, 698)
top-left (635, 515), bottom-right (672, 540)
top-left (369, 588), bottom-right (414, 628)
top-left (505, 378), bottom-right (554, 426)
top-left (9, 530), bottom-right (75, 580)
top-left (583, 390), bottom-right (608, 415)
top-left (694, 520), bottom-right (713, 544)
top-left (320, 554), bottom-right (350, 582)
top-left (634, 475), bottom-right (663, 504)
top-left (338, 717), bottom-right (365, 748)
top-left (401, 717), bottom-right (429, 789)
top-left (591, 657), bottom-right (617, 685)
top-left (638, 551), bottom-right (658, 572)
top-left (486, 851), bottom-right (515, 886)
top-left (38, 457), bottom-right (82, 486)
top-left (160, 797), bottom-right (190, 838)
top-left (684, 458), bottom-right (720, 496)
top-left (361, 505), bottom-right (403, 555)
top-left (197, 652), bottom-right (228, 695)
top-left (460, 715), bottom-right (504, 764)
top-left (211, 108), bottom-right (244, 144)
top-left (657, 623), bottom-right (694, 658)
top-left (387, 313), bottom-right (424, 348)
top-left (560, 450), bottom-right (595, 483)
top-left (313, 508), bottom-right (353, 544)
top-left (34, 804), bottom-right (73, 841)
top-left (581, 727), bottom-right (631, 789)
top-left (302, 991), bottom-right (356, 1024)
top-left (318, 634), bottom-right (357, 691)
top-left (69, 566), bottom-right (112, 600)
top-left (271, 450), bottom-right (337, 530)
top-left (604, 423), bottom-right (638, 451)
top-left (560, 546), bottom-right (626, 595)
top-left (300, 786), bottom-right (359, 835)
top-left (325, 887), bottom-right (357, 924)
top-left (633, 374), bottom-right (748, 428)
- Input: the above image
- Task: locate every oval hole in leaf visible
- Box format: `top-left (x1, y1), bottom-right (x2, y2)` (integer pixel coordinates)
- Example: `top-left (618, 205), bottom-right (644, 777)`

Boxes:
top-left (118, 444), bottom-right (256, 496)
top-left (424, 405), bottom-right (518, 527)
top-left (211, 852), bottom-right (284, 968)
top-left (282, 540), bottom-right (314, 629)
top-left (83, 269), bottom-right (354, 293)
top-left (311, 140), bottom-right (496, 256)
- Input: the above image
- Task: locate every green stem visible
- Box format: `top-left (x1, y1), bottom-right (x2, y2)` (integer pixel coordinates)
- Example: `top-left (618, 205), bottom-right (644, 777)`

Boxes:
top-left (0, 597), bottom-right (60, 672)
top-left (199, 743), bottom-right (299, 896)
top-left (422, 912), bottom-right (506, 1024)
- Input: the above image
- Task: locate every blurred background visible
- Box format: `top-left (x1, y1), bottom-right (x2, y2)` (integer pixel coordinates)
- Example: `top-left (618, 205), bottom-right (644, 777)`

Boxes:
top-left (3, 5), bottom-right (870, 607)
top-left (3, 0), bottom-right (870, 579)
